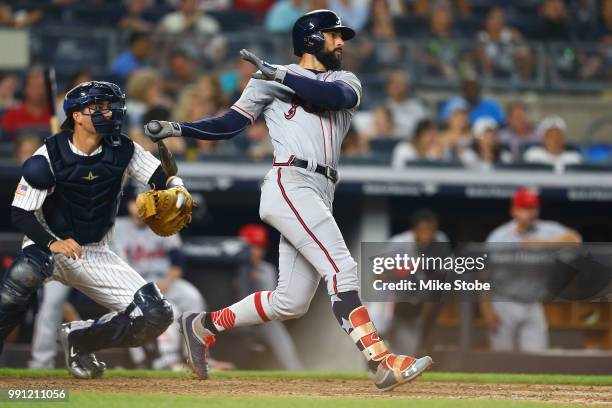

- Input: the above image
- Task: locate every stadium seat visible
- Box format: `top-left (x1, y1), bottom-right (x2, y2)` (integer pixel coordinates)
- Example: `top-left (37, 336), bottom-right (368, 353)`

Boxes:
top-left (369, 138), bottom-right (401, 155)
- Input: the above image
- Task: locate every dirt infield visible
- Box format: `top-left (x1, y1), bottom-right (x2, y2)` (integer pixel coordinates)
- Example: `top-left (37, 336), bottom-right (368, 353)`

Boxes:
top-left (3, 376), bottom-right (612, 406)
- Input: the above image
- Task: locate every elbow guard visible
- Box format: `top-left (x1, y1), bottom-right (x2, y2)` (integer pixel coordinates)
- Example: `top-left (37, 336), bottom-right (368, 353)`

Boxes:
top-left (22, 155), bottom-right (55, 189)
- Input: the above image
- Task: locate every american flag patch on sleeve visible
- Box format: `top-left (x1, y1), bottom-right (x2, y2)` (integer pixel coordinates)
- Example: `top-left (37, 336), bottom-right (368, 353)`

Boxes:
top-left (15, 183), bottom-right (28, 196)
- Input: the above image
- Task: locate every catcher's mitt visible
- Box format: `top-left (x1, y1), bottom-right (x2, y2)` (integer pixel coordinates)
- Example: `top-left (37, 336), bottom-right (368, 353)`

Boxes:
top-left (136, 187), bottom-right (193, 236)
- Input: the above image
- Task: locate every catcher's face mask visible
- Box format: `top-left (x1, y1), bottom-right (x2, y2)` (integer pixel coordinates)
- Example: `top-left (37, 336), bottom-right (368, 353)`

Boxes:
top-left (62, 81), bottom-right (126, 146)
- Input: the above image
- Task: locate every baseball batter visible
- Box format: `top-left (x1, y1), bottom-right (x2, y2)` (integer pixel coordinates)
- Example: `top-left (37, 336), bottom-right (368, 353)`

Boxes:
top-left (145, 10), bottom-right (432, 391)
top-left (0, 81), bottom-right (192, 379)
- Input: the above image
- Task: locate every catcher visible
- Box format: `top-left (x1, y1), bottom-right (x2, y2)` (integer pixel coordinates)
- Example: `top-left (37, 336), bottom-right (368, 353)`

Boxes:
top-left (0, 81), bottom-right (193, 379)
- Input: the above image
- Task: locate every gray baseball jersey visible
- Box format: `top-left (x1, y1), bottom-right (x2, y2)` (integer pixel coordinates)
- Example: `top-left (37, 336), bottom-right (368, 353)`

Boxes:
top-left (486, 219), bottom-right (570, 302)
top-left (230, 64), bottom-right (362, 169)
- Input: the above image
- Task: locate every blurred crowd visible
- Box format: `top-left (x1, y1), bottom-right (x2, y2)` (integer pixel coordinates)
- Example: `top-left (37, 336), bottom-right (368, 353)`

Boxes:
top-left (0, 0), bottom-right (610, 168)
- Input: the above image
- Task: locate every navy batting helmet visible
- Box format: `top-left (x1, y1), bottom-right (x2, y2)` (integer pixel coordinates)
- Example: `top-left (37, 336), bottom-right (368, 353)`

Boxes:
top-left (292, 10), bottom-right (355, 57)
top-left (61, 81), bottom-right (126, 146)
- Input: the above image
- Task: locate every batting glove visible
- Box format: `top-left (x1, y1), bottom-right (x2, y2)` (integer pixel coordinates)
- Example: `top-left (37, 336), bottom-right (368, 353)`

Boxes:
top-left (240, 49), bottom-right (288, 83)
top-left (144, 120), bottom-right (182, 142)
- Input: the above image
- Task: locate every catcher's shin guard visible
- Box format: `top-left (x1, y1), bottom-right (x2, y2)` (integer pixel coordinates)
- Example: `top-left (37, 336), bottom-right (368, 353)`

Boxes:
top-left (69, 282), bottom-right (173, 353)
top-left (0, 245), bottom-right (53, 343)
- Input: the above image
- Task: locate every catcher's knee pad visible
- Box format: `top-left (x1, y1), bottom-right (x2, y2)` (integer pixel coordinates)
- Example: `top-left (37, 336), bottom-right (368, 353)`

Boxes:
top-left (268, 291), bottom-right (310, 320)
top-left (70, 283), bottom-right (173, 353)
top-left (0, 245), bottom-right (53, 341)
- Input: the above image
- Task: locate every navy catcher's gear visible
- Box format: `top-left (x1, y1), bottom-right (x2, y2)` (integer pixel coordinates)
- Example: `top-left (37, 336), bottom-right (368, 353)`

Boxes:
top-left (292, 9), bottom-right (355, 57)
top-left (0, 245), bottom-right (54, 342)
top-left (22, 155), bottom-right (55, 190)
top-left (43, 130), bottom-right (134, 245)
top-left (61, 81), bottom-right (126, 147)
top-left (68, 282), bottom-right (173, 353)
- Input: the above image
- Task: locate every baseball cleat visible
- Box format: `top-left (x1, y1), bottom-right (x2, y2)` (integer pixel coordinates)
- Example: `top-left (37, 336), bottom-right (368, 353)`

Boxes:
top-left (57, 323), bottom-right (106, 379)
top-left (372, 354), bottom-right (433, 392)
top-left (178, 312), bottom-right (216, 380)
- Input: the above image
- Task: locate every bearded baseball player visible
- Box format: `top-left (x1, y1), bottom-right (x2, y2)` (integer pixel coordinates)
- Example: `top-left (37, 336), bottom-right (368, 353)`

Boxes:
top-left (145, 10), bottom-right (432, 391)
top-left (0, 81), bottom-right (193, 379)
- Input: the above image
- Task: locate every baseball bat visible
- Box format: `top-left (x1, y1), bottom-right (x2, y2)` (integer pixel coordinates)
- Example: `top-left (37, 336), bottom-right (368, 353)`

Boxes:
top-left (145, 121), bottom-right (178, 177)
top-left (43, 66), bottom-right (59, 134)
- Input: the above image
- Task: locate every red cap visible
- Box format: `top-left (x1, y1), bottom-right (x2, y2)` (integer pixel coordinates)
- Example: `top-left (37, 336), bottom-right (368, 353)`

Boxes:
top-left (239, 224), bottom-right (269, 247)
top-left (512, 188), bottom-right (540, 208)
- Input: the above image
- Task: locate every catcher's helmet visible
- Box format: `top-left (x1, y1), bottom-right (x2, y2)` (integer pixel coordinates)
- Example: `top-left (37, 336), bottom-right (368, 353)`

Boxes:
top-left (292, 9), bottom-right (355, 57)
top-left (61, 81), bottom-right (126, 147)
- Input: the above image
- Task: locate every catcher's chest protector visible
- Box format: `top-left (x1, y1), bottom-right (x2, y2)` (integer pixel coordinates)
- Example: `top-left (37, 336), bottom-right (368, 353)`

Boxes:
top-left (43, 131), bottom-right (134, 244)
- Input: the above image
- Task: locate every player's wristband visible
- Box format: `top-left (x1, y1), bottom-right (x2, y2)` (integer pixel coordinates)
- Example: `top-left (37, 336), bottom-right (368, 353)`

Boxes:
top-left (166, 176), bottom-right (185, 189)
top-left (274, 66), bottom-right (288, 83)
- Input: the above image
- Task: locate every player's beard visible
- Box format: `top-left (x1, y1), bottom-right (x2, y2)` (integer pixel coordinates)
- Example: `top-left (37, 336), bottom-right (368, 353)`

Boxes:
top-left (315, 48), bottom-right (342, 71)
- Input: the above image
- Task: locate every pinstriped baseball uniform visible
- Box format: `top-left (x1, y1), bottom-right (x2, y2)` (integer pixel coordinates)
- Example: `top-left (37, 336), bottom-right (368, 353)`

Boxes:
top-left (14, 141), bottom-right (160, 318)
top-left (230, 65), bottom-right (361, 320)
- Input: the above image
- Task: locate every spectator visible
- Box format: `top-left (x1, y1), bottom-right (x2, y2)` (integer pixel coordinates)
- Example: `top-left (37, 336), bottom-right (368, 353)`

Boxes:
top-left (459, 116), bottom-right (512, 170)
top-left (0, 68), bottom-right (50, 141)
top-left (421, 3), bottom-right (474, 80)
top-left (0, 73), bottom-right (18, 111)
top-left (411, 0), bottom-right (471, 18)
top-left (126, 69), bottom-right (167, 128)
top-left (441, 78), bottom-right (505, 126)
top-left (163, 47), bottom-right (200, 99)
top-left (328, 0), bottom-right (369, 32)
top-left (523, 116), bottom-right (582, 172)
top-left (476, 7), bottom-right (533, 80)
top-left (220, 57), bottom-right (256, 103)
top-left (244, 119), bottom-right (273, 160)
top-left (481, 188), bottom-right (581, 352)
top-left (391, 119), bottom-right (445, 168)
top-left (110, 31), bottom-right (152, 79)
top-left (166, 0), bottom-right (230, 10)
top-left (126, 69), bottom-right (185, 154)
top-left (195, 74), bottom-right (226, 109)
top-left (265, 0), bottom-right (306, 33)
top-left (234, 0), bottom-right (275, 20)
top-left (361, 105), bottom-right (395, 139)
top-left (579, 0), bottom-right (612, 81)
top-left (438, 97), bottom-right (470, 158)
top-left (14, 134), bottom-right (42, 163)
top-left (345, 0), bottom-right (391, 72)
top-left (498, 101), bottom-right (537, 156)
top-left (118, 0), bottom-right (156, 32)
top-left (0, 2), bottom-right (43, 28)
top-left (173, 85), bottom-right (229, 157)
top-left (341, 126), bottom-right (370, 157)
top-left (537, 0), bottom-right (571, 41)
top-left (385, 71), bottom-right (428, 139)
top-left (159, 0), bottom-right (220, 35)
